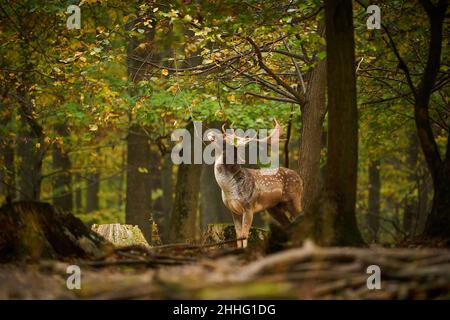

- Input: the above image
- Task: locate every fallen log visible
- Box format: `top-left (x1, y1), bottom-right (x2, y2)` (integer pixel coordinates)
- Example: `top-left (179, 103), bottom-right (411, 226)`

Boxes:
top-left (0, 201), bottom-right (113, 262)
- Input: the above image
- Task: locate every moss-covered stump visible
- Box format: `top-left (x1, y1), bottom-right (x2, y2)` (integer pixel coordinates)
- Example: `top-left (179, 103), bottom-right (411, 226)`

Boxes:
top-left (92, 224), bottom-right (150, 248)
top-left (202, 223), bottom-right (268, 247)
top-left (0, 201), bottom-right (112, 262)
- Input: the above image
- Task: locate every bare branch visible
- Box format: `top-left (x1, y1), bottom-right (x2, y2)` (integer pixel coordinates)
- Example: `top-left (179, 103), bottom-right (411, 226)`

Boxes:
top-left (246, 37), bottom-right (306, 105)
top-left (245, 92), bottom-right (299, 104)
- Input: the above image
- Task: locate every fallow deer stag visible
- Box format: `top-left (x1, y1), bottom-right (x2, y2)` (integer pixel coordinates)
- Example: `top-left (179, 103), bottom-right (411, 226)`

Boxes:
top-left (207, 120), bottom-right (303, 248)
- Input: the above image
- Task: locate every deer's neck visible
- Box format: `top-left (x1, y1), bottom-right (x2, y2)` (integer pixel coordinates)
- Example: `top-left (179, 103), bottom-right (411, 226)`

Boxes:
top-left (214, 155), bottom-right (254, 199)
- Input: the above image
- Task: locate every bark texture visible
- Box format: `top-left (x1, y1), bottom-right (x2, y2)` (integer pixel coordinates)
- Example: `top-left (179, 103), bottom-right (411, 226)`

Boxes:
top-left (125, 125), bottom-right (152, 242)
top-left (52, 123), bottom-right (72, 211)
top-left (161, 153), bottom-right (174, 241)
top-left (16, 86), bottom-right (45, 201)
top-left (298, 58), bottom-right (327, 213)
top-left (169, 123), bottom-right (202, 242)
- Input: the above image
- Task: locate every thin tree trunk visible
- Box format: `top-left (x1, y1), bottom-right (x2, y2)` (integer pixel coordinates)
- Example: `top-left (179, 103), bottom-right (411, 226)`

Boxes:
top-left (85, 172), bottom-right (100, 213)
top-left (52, 123), bottom-right (72, 211)
top-left (0, 107), bottom-right (15, 201)
top-left (16, 87), bottom-right (44, 201)
top-left (367, 160), bottom-right (380, 242)
top-left (161, 153), bottom-right (174, 242)
top-left (416, 174), bottom-right (431, 235)
top-left (149, 149), bottom-right (161, 235)
top-left (117, 146), bottom-right (126, 210)
top-left (284, 108), bottom-right (294, 168)
top-left (403, 132), bottom-right (419, 235)
top-left (74, 173), bottom-right (82, 213)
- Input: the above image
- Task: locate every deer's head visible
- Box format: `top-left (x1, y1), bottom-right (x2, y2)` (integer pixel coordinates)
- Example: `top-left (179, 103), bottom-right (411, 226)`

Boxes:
top-left (206, 119), bottom-right (282, 165)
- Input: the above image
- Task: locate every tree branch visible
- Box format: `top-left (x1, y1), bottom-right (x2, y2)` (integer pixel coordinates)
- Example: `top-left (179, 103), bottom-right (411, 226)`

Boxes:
top-left (245, 92), bottom-right (299, 104)
top-left (246, 37), bottom-right (306, 105)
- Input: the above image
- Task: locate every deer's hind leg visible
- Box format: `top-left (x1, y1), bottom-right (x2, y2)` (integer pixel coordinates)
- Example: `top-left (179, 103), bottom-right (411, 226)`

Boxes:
top-left (286, 197), bottom-right (302, 218)
top-left (268, 204), bottom-right (291, 227)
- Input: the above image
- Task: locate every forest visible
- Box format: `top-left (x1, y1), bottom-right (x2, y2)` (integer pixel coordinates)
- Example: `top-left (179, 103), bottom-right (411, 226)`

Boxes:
top-left (0, 0), bottom-right (449, 301)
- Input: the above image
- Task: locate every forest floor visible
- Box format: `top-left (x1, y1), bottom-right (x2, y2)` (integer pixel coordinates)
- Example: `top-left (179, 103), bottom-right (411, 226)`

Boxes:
top-left (2, 241), bottom-right (450, 300)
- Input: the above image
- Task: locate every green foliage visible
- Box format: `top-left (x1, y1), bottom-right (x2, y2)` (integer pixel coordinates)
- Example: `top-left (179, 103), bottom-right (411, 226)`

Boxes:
top-left (76, 208), bottom-right (124, 227)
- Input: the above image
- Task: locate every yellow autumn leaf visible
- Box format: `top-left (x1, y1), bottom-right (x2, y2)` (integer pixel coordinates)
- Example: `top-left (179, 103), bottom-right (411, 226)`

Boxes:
top-left (168, 85), bottom-right (178, 93)
top-left (138, 167), bottom-right (148, 173)
top-left (161, 69), bottom-right (169, 76)
top-left (227, 95), bottom-right (236, 102)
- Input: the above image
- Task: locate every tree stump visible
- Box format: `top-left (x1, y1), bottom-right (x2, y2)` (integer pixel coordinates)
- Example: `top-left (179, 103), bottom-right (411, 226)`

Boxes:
top-left (202, 223), bottom-right (267, 247)
top-left (0, 201), bottom-right (112, 262)
top-left (91, 224), bottom-right (150, 248)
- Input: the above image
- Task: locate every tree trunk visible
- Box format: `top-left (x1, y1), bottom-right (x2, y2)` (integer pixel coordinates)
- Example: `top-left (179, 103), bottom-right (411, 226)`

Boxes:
top-left (367, 160), bottom-right (380, 242)
top-left (149, 149), bottom-right (161, 223)
top-left (16, 91), bottom-right (44, 201)
top-left (124, 17), bottom-right (155, 244)
top-left (125, 125), bottom-right (152, 242)
top-left (200, 164), bottom-right (230, 229)
top-left (169, 162), bottom-right (202, 242)
top-left (403, 132), bottom-right (419, 235)
top-left (74, 173), bottom-right (82, 213)
top-left (85, 172), bottom-right (100, 213)
top-left (117, 146), bottom-right (126, 210)
top-left (425, 168), bottom-right (450, 238)
top-left (161, 153), bottom-right (173, 242)
top-left (284, 109), bottom-right (293, 168)
top-left (298, 58), bottom-right (327, 213)
top-left (169, 122), bottom-right (202, 242)
top-left (273, 0), bottom-right (363, 247)
top-left (321, 0), bottom-right (363, 245)
top-left (416, 174), bottom-right (431, 234)
top-left (52, 123), bottom-right (72, 211)
top-left (0, 107), bottom-right (15, 201)
top-left (413, 0), bottom-right (449, 239)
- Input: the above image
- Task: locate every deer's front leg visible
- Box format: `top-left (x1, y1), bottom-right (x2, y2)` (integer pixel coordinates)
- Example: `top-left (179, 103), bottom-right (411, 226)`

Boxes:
top-left (241, 211), bottom-right (254, 248)
top-left (231, 212), bottom-right (243, 248)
